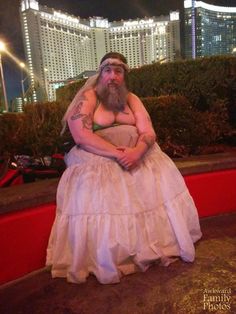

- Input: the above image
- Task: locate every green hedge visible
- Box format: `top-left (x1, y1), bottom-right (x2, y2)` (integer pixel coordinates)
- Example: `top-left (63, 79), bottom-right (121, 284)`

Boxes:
top-left (142, 95), bottom-right (232, 156)
top-left (0, 95), bottom-right (234, 158)
top-left (0, 102), bottom-right (69, 157)
top-left (129, 56), bottom-right (236, 122)
top-left (1, 56), bottom-right (235, 158)
top-left (57, 56), bottom-right (236, 128)
top-left (0, 113), bottom-right (27, 156)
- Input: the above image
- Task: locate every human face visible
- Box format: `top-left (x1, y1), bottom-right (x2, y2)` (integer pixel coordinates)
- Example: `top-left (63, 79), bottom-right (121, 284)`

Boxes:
top-left (96, 64), bottom-right (128, 112)
top-left (100, 65), bottom-right (125, 88)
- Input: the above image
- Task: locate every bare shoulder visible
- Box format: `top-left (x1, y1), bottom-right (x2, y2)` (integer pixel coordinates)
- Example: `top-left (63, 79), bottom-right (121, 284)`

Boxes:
top-left (70, 88), bottom-right (97, 114)
top-left (127, 93), bottom-right (155, 136)
top-left (83, 88), bottom-right (97, 106)
top-left (127, 92), bottom-right (146, 112)
top-left (127, 92), bottom-right (142, 104)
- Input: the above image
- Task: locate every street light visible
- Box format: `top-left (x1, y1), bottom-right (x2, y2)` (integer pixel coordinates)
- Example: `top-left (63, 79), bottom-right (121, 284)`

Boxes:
top-left (0, 41), bottom-right (9, 112)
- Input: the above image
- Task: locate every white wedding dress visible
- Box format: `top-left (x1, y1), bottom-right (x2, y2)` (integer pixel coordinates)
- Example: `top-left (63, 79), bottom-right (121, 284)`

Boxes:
top-left (46, 125), bottom-right (202, 284)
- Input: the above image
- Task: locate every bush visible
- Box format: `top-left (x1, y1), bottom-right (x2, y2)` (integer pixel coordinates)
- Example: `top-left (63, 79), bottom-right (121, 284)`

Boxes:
top-left (23, 102), bottom-right (70, 156)
top-left (58, 56), bottom-right (236, 130)
top-left (128, 56), bottom-right (236, 127)
top-left (0, 113), bottom-right (26, 156)
top-left (0, 94), bottom-right (234, 158)
top-left (0, 102), bottom-right (71, 157)
top-left (142, 95), bottom-right (232, 156)
top-left (1, 55), bottom-right (236, 158)
top-left (56, 80), bottom-right (86, 103)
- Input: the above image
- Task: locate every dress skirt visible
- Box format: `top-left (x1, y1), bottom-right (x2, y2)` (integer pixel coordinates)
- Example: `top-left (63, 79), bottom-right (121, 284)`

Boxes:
top-left (46, 125), bottom-right (202, 284)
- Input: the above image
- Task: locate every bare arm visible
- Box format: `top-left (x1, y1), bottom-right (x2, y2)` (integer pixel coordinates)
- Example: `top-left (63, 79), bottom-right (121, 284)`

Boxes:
top-left (67, 89), bottom-right (122, 159)
top-left (116, 93), bottom-right (156, 169)
top-left (130, 93), bottom-right (156, 152)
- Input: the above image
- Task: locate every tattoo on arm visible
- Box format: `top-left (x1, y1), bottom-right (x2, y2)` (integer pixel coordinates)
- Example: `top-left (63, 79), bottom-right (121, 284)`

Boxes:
top-left (70, 101), bottom-right (84, 121)
top-left (70, 100), bottom-right (93, 130)
top-left (139, 134), bottom-right (155, 148)
top-left (81, 113), bottom-right (93, 129)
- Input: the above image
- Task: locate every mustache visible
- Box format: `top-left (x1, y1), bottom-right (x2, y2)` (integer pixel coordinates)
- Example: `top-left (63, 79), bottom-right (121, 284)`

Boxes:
top-left (108, 81), bottom-right (119, 87)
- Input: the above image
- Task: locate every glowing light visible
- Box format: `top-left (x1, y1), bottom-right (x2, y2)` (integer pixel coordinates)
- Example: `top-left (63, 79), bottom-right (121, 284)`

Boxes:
top-left (184, 0), bottom-right (236, 13)
top-left (0, 40), bottom-right (8, 111)
top-left (124, 19), bottom-right (154, 27)
top-left (0, 41), bottom-right (6, 52)
top-left (54, 11), bottom-right (79, 24)
top-left (21, 0), bottom-right (39, 12)
top-left (170, 11), bottom-right (179, 21)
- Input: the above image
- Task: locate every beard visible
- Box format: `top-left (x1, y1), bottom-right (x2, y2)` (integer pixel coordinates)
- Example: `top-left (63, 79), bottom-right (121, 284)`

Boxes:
top-left (96, 81), bottom-right (128, 112)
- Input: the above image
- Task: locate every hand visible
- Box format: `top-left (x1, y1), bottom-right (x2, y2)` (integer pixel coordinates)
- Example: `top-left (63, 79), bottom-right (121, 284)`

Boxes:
top-left (116, 147), bottom-right (142, 171)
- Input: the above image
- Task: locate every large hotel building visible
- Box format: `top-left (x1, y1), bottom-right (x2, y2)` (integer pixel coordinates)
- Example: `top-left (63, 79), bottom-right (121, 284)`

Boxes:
top-left (20, 0), bottom-right (180, 102)
top-left (184, 0), bottom-right (236, 59)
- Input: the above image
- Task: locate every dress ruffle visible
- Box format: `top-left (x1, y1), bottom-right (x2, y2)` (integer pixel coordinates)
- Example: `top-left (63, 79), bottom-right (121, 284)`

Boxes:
top-left (46, 125), bottom-right (202, 284)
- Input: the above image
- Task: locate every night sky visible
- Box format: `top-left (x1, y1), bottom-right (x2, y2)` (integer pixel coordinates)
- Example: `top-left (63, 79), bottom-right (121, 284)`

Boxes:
top-left (0, 0), bottom-right (235, 101)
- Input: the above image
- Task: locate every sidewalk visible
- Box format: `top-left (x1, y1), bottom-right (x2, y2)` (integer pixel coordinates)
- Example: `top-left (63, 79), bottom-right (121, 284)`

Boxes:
top-left (0, 212), bottom-right (235, 314)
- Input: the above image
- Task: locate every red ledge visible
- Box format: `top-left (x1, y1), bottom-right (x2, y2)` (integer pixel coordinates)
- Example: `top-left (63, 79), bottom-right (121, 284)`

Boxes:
top-left (0, 152), bottom-right (236, 285)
